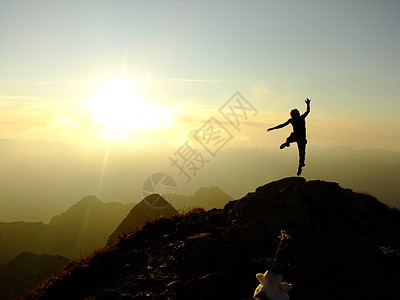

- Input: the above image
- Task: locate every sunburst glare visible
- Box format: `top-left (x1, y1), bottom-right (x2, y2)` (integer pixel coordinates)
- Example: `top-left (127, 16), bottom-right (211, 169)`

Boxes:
top-left (89, 77), bottom-right (174, 140)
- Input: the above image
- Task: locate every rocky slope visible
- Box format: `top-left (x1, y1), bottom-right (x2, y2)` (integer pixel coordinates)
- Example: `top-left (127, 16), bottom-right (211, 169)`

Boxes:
top-left (23, 177), bottom-right (400, 299)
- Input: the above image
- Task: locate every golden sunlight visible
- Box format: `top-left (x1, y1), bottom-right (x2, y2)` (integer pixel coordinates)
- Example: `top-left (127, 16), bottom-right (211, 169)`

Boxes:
top-left (89, 78), bottom-right (174, 140)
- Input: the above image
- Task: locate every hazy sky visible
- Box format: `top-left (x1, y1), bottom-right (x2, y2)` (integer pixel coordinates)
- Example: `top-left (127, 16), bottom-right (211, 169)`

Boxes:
top-left (1, 0), bottom-right (399, 150)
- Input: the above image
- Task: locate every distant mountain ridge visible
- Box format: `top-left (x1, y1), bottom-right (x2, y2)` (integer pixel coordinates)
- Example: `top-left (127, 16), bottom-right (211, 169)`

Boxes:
top-left (0, 196), bottom-right (134, 264)
top-left (1, 138), bottom-right (399, 222)
top-left (170, 186), bottom-right (233, 211)
top-left (23, 177), bottom-right (400, 299)
top-left (0, 186), bottom-right (232, 266)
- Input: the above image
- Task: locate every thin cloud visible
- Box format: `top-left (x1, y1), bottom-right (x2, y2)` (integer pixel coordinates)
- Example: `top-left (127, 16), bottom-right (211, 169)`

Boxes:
top-left (0, 78), bottom-right (95, 85)
top-left (0, 94), bottom-right (86, 114)
top-left (172, 78), bottom-right (247, 92)
top-left (0, 95), bottom-right (40, 101)
top-left (172, 78), bottom-right (221, 91)
top-left (51, 116), bottom-right (81, 127)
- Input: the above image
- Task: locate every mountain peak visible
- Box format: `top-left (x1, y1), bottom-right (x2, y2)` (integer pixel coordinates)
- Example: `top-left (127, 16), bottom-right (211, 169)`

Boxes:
top-left (193, 186), bottom-right (228, 197)
top-left (142, 194), bottom-right (171, 208)
top-left (225, 177), bottom-right (395, 234)
top-left (49, 196), bottom-right (103, 226)
top-left (172, 186), bottom-right (233, 211)
top-left (107, 194), bottom-right (178, 246)
top-left (76, 195), bottom-right (103, 206)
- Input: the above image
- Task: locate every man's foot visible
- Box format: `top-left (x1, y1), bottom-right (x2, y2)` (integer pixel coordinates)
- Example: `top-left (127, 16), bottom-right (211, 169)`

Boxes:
top-left (297, 167), bottom-right (302, 176)
top-left (297, 162), bottom-right (304, 175)
top-left (280, 142), bottom-right (290, 149)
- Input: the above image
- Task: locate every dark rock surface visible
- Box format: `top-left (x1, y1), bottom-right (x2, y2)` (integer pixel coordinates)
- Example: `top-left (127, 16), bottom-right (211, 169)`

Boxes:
top-left (23, 178), bottom-right (400, 299)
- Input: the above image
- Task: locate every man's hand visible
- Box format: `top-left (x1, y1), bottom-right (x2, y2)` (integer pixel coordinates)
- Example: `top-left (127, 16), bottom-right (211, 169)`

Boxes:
top-left (305, 98), bottom-right (311, 105)
top-left (267, 128), bottom-right (273, 132)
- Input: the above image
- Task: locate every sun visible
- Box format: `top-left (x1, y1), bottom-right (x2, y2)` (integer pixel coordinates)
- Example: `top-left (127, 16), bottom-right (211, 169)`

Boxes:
top-left (89, 78), bottom-right (173, 140)
top-left (90, 78), bottom-right (142, 129)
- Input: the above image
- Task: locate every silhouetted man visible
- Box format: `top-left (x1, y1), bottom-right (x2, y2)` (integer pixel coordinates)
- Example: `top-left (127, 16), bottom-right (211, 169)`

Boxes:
top-left (267, 98), bottom-right (311, 176)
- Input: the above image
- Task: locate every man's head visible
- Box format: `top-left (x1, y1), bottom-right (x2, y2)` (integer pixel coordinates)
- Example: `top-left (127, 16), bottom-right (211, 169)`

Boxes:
top-left (290, 109), bottom-right (300, 118)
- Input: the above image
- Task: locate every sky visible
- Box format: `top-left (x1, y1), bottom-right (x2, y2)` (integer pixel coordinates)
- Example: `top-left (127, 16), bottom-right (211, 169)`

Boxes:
top-left (0, 0), bottom-right (399, 151)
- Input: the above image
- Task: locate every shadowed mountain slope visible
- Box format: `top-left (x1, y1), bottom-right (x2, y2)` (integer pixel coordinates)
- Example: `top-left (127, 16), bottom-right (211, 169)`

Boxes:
top-left (107, 194), bottom-right (178, 246)
top-left (0, 222), bottom-right (50, 265)
top-left (0, 252), bottom-right (69, 300)
top-left (50, 195), bottom-right (135, 255)
top-left (23, 177), bottom-right (400, 299)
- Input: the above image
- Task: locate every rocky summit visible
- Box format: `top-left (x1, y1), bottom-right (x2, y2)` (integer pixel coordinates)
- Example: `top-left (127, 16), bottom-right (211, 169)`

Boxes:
top-left (23, 177), bottom-right (400, 300)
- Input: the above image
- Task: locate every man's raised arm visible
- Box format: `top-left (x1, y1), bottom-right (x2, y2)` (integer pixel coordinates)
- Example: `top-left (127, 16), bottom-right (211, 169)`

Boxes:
top-left (302, 98), bottom-right (311, 118)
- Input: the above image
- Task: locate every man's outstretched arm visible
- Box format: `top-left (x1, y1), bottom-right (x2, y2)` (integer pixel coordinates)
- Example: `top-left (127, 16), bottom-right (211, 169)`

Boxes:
top-left (302, 98), bottom-right (311, 118)
top-left (267, 120), bottom-right (290, 132)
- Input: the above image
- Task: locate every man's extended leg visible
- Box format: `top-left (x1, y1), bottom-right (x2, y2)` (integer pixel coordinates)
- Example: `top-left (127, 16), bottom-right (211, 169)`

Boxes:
top-left (296, 140), bottom-right (307, 176)
top-left (297, 140), bottom-right (306, 167)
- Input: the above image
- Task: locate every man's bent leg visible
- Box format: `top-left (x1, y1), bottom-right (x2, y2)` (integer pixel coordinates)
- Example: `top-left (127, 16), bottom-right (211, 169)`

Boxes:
top-left (280, 133), bottom-right (296, 149)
